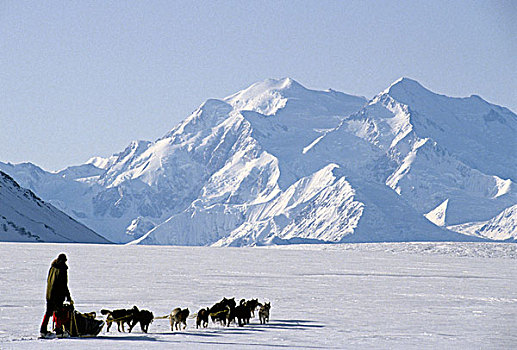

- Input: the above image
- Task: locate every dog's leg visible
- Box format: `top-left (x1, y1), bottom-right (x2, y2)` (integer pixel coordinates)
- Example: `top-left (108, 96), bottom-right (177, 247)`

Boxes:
top-left (128, 320), bottom-right (135, 333)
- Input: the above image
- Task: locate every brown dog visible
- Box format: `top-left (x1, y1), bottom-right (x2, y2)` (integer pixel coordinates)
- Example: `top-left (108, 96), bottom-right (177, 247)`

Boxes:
top-left (170, 307), bottom-right (190, 331)
top-left (259, 302), bottom-right (271, 324)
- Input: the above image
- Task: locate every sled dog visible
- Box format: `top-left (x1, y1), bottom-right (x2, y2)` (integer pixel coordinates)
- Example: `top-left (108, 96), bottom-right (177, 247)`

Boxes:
top-left (196, 307), bottom-right (210, 328)
top-left (129, 309), bottom-right (154, 333)
top-left (101, 306), bottom-right (139, 332)
top-left (259, 302), bottom-right (271, 324)
top-left (170, 307), bottom-right (190, 331)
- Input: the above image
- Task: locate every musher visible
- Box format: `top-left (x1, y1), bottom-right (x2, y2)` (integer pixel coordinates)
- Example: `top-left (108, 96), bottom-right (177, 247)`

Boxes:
top-left (40, 253), bottom-right (73, 337)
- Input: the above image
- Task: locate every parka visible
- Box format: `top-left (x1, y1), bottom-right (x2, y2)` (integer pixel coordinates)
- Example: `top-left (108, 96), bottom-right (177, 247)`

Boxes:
top-left (46, 258), bottom-right (71, 305)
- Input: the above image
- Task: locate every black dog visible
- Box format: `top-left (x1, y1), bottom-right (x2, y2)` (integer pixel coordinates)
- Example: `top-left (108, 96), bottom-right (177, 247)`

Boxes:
top-left (196, 307), bottom-right (210, 329)
top-left (235, 299), bottom-right (261, 326)
top-left (209, 297), bottom-right (236, 326)
top-left (246, 298), bottom-right (261, 318)
top-left (235, 300), bottom-right (251, 327)
top-left (101, 306), bottom-right (138, 332)
top-left (129, 309), bottom-right (154, 333)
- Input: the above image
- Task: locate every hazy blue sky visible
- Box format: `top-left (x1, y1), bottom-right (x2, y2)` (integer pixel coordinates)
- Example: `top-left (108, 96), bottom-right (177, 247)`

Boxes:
top-left (1, 0), bottom-right (515, 171)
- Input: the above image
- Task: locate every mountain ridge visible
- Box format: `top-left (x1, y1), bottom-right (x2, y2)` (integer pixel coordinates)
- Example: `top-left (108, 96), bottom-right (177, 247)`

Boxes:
top-left (0, 170), bottom-right (110, 243)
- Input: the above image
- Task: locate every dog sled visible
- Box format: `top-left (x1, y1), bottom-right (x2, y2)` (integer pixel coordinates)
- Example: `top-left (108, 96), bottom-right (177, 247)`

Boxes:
top-left (43, 302), bottom-right (104, 338)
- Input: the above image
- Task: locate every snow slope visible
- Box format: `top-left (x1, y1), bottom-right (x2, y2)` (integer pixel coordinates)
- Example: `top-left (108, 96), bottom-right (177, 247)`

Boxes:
top-left (1, 242), bottom-right (516, 349)
top-left (0, 171), bottom-right (109, 243)
top-left (1, 77), bottom-right (515, 244)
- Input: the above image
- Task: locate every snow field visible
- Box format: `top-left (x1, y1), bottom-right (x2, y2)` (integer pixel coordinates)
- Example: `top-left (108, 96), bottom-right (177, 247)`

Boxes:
top-left (1, 242), bottom-right (516, 349)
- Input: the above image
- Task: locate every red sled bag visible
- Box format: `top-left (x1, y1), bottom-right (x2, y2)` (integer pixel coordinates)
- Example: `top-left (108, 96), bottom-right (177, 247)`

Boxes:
top-left (52, 303), bottom-right (72, 333)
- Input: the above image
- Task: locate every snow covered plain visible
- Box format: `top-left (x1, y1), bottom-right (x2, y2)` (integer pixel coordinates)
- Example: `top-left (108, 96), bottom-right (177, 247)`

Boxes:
top-left (1, 242), bottom-right (516, 349)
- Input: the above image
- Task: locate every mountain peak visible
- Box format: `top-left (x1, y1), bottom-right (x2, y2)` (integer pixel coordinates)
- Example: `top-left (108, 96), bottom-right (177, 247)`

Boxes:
top-left (384, 77), bottom-right (428, 96)
top-left (223, 77), bottom-right (306, 116)
top-left (224, 77), bottom-right (368, 118)
top-left (254, 77), bottom-right (304, 90)
top-left (390, 76), bottom-right (421, 86)
top-left (225, 77), bottom-right (305, 100)
top-left (277, 77), bottom-right (303, 89)
top-left (370, 77), bottom-right (441, 108)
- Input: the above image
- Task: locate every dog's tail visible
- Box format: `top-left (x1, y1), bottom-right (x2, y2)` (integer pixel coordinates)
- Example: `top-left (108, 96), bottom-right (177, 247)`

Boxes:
top-left (100, 309), bottom-right (112, 316)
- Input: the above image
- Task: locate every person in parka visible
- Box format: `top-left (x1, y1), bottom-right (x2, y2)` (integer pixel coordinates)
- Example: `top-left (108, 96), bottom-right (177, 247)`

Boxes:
top-left (40, 253), bottom-right (73, 336)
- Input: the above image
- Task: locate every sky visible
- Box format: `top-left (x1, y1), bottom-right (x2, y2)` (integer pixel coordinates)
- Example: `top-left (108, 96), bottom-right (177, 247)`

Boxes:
top-left (1, 0), bottom-right (516, 171)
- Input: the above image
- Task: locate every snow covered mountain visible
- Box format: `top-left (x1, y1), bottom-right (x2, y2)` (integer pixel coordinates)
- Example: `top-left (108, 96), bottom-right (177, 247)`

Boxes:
top-left (1, 77), bottom-right (515, 245)
top-left (0, 171), bottom-right (110, 243)
top-left (340, 78), bottom-right (516, 229)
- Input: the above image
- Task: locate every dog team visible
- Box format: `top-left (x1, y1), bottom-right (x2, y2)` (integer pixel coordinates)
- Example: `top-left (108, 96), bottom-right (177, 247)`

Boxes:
top-left (100, 297), bottom-right (271, 333)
